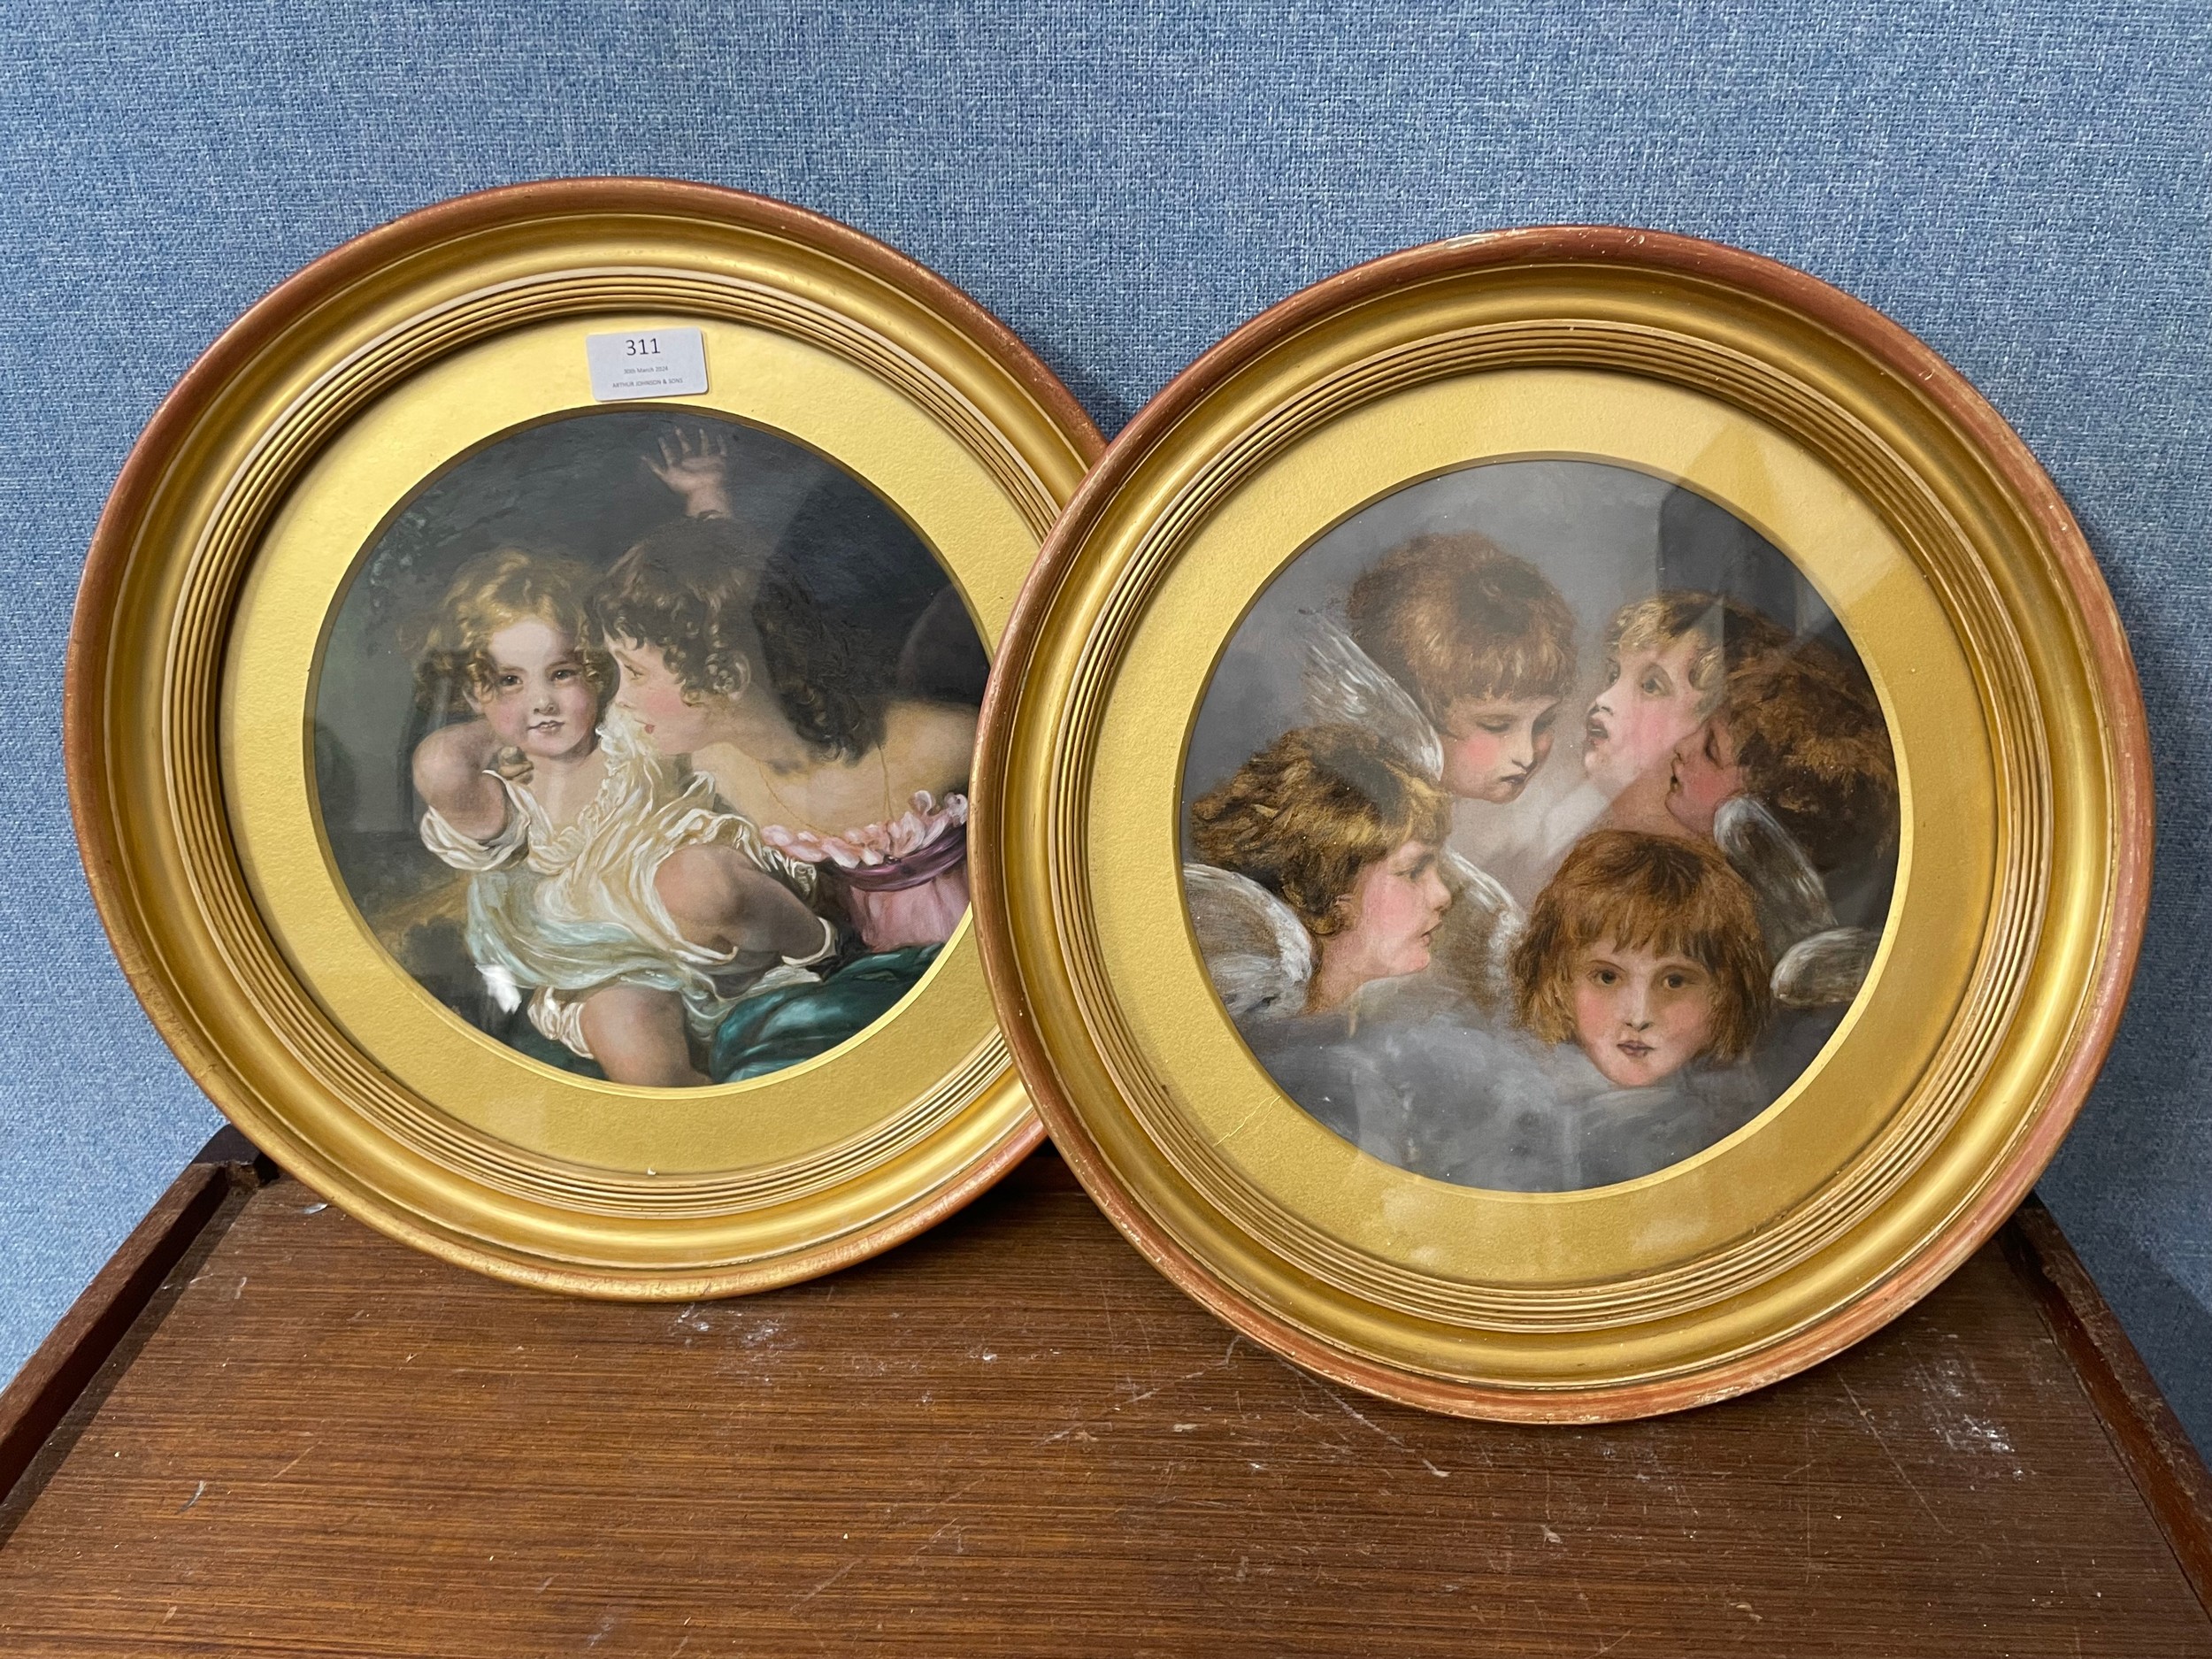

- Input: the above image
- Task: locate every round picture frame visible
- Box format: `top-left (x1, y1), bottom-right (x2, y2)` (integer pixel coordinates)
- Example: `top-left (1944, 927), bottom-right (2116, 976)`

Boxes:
top-left (69, 179), bottom-right (1102, 1296)
top-left (972, 227), bottom-right (2151, 1420)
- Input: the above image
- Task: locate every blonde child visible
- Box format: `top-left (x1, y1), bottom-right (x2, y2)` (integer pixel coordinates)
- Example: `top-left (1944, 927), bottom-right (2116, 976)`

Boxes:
top-left (1579, 593), bottom-right (1792, 835)
top-left (411, 549), bottom-right (828, 1087)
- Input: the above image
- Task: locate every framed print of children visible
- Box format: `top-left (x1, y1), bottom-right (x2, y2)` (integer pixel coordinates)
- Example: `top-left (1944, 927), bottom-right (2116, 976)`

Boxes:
top-left (313, 406), bottom-right (987, 1089)
top-left (1176, 457), bottom-right (1903, 1190)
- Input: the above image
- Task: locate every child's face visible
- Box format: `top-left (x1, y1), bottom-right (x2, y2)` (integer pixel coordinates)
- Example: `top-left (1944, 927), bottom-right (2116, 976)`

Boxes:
top-left (1437, 695), bottom-right (1561, 803)
top-left (1584, 635), bottom-right (1703, 795)
top-left (1322, 838), bottom-right (1453, 986)
top-left (469, 618), bottom-right (597, 762)
top-left (609, 636), bottom-right (715, 757)
top-left (1571, 936), bottom-right (1719, 1089)
top-left (1664, 717), bottom-right (1744, 838)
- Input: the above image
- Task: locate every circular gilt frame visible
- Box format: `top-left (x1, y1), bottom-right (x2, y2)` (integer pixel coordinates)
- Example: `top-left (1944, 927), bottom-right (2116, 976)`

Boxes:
top-left (68, 180), bottom-right (1101, 1297)
top-left (972, 227), bottom-right (2150, 1420)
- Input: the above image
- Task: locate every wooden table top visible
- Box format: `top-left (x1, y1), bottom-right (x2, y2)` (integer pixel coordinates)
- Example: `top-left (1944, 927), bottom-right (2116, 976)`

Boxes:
top-left (1, 1144), bottom-right (2207, 1656)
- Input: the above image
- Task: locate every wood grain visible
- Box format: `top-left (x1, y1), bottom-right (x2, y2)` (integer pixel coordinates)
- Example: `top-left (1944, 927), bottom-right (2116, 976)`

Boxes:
top-left (0, 1130), bottom-right (268, 1508)
top-left (2007, 1197), bottom-right (2212, 1614)
top-left (0, 1149), bottom-right (2205, 1655)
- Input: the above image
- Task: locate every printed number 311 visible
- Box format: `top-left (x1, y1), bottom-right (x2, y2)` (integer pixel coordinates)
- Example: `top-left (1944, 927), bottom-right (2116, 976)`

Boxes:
top-left (623, 335), bottom-right (661, 357)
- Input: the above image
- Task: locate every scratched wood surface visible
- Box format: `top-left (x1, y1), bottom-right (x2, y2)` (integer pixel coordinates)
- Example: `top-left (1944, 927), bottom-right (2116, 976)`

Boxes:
top-left (0, 1152), bottom-right (2206, 1658)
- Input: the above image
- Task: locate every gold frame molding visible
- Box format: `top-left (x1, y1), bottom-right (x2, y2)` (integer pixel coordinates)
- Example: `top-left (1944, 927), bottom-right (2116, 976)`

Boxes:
top-left (68, 180), bottom-right (1102, 1296)
top-left (972, 227), bottom-right (2151, 1420)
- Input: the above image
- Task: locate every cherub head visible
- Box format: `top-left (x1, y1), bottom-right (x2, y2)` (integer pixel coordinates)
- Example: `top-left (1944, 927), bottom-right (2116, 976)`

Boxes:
top-left (1511, 830), bottom-right (1770, 1089)
top-left (1344, 534), bottom-right (1577, 803)
top-left (1665, 641), bottom-right (1897, 872)
top-left (1583, 593), bottom-right (1790, 798)
top-left (415, 548), bottom-right (612, 764)
top-left (1192, 725), bottom-right (1455, 1014)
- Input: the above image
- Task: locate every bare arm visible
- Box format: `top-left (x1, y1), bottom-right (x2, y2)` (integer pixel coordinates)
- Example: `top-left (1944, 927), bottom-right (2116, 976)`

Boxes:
top-left (411, 718), bottom-right (509, 841)
top-left (655, 844), bottom-right (826, 960)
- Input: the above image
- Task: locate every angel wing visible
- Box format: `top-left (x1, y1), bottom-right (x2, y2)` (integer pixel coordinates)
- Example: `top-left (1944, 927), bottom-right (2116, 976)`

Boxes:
top-left (1300, 614), bottom-right (1443, 781)
top-left (1182, 862), bottom-right (1314, 1022)
top-left (1714, 794), bottom-right (1835, 960)
top-left (1773, 927), bottom-right (1880, 1009)
top-left (1428, 847), bottom-right (1525, 1011)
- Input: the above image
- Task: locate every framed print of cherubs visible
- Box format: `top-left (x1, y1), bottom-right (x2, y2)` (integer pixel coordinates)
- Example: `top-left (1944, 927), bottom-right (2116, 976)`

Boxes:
top-left (972, 228), bottom-right (2150, 1419)
top-left (68, 180), bottom-right (1100, 1294)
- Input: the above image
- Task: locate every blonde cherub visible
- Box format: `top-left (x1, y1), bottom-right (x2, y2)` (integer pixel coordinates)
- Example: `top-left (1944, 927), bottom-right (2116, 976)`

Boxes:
top-left (1580, 592), bottom-right (1792, 834)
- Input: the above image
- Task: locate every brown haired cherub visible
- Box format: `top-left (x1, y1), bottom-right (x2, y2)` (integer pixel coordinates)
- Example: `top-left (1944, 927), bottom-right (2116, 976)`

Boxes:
top-left (1341, 533), bottom-right (1578, 804)
top-left (1665, 640), bottom-right (1898, 873)
top-left (1511, 829), bottom-right (1772, 1089)
top-left (1190, 725), bottom-right (1455, 1016)
top-left (592, 506), bottom-right (978, 954)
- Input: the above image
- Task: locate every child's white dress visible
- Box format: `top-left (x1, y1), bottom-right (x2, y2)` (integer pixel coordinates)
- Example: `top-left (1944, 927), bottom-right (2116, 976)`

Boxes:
top-left (419, 705), bottom-right (830, 1062)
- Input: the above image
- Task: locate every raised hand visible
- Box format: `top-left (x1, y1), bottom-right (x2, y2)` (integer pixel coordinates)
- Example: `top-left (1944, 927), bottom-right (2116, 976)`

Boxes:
top-left (646, 424), bottom-right (734, 518)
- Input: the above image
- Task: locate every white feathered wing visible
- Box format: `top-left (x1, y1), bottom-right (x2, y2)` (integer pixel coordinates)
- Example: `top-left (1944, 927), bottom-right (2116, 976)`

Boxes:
top-left (1432, 848), bottom-right (1524, 1010)
top-left (1712, 794), bottom-right (1877, 1009)
top-left (1183, 862), bottom-right (1314, 1022)
top-left (1300, 614), bottom-right (1444, 781)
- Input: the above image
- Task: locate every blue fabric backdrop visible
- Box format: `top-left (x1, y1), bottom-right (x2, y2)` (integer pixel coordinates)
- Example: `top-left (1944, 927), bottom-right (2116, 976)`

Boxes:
top-left (3, 3), bottom-right (2205, 1445)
